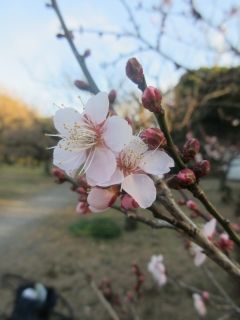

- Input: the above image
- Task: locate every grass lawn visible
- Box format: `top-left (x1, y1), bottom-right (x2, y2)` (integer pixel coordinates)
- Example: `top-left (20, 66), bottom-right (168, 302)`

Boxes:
top-left (0, 164), bottom-right (53, 203)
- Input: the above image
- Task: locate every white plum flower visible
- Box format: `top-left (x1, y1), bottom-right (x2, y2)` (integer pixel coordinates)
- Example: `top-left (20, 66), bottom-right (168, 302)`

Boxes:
top-left (52, 92), bottom-right (132, 183)
top-left (88, 136), bottom-right (174, 208)
top-left (148, 255), bottom-right (167, 287)
top-left (192, 293), bottom-right (207, 317)
top-left (191, 219), bottom-right (216, 266)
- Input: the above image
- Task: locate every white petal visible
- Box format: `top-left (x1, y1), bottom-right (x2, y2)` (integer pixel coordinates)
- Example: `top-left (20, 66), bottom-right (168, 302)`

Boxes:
top-left (53, 141), bottom-right (86, 177)
top-left (97, 168), bottom-right (124, 187)
top-left (192, 243), bottom-right (206, 266)
top-left (86, 147), bottom-right (116, 184)
top-left (122, 174), bottom-right (156, 209)
top-left (194, 251), bottom-right (206, 266)
top-left (124, 136), bottom-right (148, 155)
top-left (84, 92), bottom-right (109, 123)
top-left (140, 150), bottom-right (174, 175)
top-left (88, 187), bottom-right (117, 212)
top-left (193, 294), bottom-right (207, 316)
top-left (86, 176), bottom-right (97, 187)
top-left (53, 108), bottom-right (82, 137)
top-left (103, 116), bottom-right (133, 152)
top-left (203, 219), bottom-right (216, 238)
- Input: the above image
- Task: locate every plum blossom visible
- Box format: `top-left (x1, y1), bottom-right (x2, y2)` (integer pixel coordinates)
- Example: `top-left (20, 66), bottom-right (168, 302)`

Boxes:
top-left (53, 92), bottom-right (132, 183)
top-left (191, 219), bottom-right (216, 266)
top-left (87, 186), bottom-right (119, 212)
top-left (148, 255), bottom-right (167, 287)
top-left (192, 293), bottom-right (207, 317)
top-left (88, 136), bottom-right (174, 208)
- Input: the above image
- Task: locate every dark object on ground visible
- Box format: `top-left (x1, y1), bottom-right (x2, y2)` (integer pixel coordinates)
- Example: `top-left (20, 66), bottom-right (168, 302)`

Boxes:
top-left (0, 274), bottom-right (74, 320)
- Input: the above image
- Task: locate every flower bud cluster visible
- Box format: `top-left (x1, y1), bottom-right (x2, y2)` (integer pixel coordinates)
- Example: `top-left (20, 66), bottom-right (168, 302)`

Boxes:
top-left (51, 167), bottom-right (66, 183)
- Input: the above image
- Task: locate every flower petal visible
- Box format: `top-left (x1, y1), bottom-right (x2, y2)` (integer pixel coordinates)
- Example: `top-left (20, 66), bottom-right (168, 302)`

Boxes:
top-left (84, 92), bottom-right (109, 123)
top-left (98, 168), bottom-right (124, 187)
top-left (122, 174), bottom-right (156, 208)
top-left (88, 187), bottom-right (117, 212)
top-left (203, 219), bottom-right (216, 238)
top-left (191, 243), bottom-right (206, 266)
top-left (53, 141), bottom-right (86, 177)
top-left (53, 108), bottom-right (82, 137)
top-left (193, 294), bottom-right (207, 316)
top-left (140, 150), bottom-right (174, 175)
top-left (103, 116), bottom-right (133, 152)
top-left (86, 147), bottom-right (116, 183)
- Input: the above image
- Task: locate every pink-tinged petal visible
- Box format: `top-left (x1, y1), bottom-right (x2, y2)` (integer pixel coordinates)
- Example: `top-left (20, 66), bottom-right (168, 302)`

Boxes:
top-left (193, 294), bottom-right (207, 317)
top-left (203, 219), bottom-right (216, 239)
top-left (84, 92), bottom-right (109, 123)
top-left (87, 187), bottom-right (118, 212)
top-left (103, 116), bottom-right (133, 152)
top-left (122, 174), bottom-right (156, 209)
top-left (86, 176), bottom-right (97, 187)
top-left (87, 168), bottom-right (124, 187)
top-left (76, 202), bottom-right (89, 215)
top-left (53, 108), bottom-right (82, 137)
top-left (98, 168), bottom-right (124, 187)
top-left (86, 147), bottom-right (116, 184)
top-left (140, 150), bottom-right (174, 175)
top-left (53, 142), bottom-right (86, 177)
top-left (194, 250), bottom-right (206, 266)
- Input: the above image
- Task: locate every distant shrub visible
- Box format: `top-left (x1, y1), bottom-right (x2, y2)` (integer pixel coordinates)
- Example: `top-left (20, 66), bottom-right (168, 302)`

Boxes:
top-left (69, 217), bottom-right (122, 240)
top-left (69, 219), bottom-right (91, 237)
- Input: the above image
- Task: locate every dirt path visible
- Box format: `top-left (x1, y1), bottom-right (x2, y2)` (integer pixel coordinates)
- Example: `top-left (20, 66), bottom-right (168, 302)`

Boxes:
top-left (0, 183), bottom-right (76, 255)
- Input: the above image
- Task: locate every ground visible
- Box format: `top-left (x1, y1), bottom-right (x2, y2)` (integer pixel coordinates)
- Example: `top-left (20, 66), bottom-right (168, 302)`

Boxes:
top-left (0, 165), bottom-right (239, 319)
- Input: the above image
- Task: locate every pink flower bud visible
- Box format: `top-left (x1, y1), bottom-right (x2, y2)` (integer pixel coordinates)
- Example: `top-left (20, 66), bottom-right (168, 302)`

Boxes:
top-left (176, 169), bottom-right (196, 187)
top-left (186, 200), bottom-right (198, 210)
top-left (217, 233), bottom-right (234, 253)
top-left (76, 201), bottom-right (90, 215)
top-left (183, 138), bottom-right (200, 162)
top-left (140, 128), bottom-right (166, 150)
top-left (142, 86), bottom-right (162, 113)
top-left (126, 58), bottom-right (144, 85)
top-left (193, 160), bottom-right (210, 178)
top-left (51, 167), bottom-right (66, 183)
top-left (83, 49), bottom-right (91, 58)
top-left (87, 187), bottom-right (119, 212)
top-left (126, 291), bottom-right (134, 302)
top-left (74, 80), bottom-right (91, 91)
top-left (202, 291), bottom-right (210, 301)
top-left (121, 194), bottom-right (139, 210)
top-left (108, 89), bottom-right (117, 104)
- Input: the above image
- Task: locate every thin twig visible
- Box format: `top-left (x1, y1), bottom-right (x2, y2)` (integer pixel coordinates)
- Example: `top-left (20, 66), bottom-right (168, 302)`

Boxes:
top-left (203, 266), bottom-right (240, 314)
top-left (50, 0), bottom-right (99, 94)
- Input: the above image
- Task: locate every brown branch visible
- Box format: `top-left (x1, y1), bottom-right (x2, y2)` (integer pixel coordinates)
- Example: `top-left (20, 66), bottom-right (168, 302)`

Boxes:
top-left (50, 0), bottom-right (99, 94)
top-left (150, 204), bottom-right (240, 280)
top-left (112, 205), bottom-right (175, 230)
top-left (189, 184), bottom-right (240, 247)
top-left (80, 268), bottom-right (120, 320)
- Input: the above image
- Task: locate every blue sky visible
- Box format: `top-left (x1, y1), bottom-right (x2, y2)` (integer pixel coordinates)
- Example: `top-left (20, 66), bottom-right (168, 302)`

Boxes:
top-left (0, 0), bottom-right (239, 116)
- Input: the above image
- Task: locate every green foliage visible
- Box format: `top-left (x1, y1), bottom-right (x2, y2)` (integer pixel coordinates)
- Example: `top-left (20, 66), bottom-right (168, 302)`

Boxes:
top-left (171, 66), bottom-right (240, 143)
top-left (69, 217), bottom-right (122, 240)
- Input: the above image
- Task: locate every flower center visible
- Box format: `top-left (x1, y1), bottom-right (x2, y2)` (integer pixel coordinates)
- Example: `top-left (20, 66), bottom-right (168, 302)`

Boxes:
top-left (118, 137), bottom-right (147, 175)
top-left (64, 118), bottom-right (104, 151)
